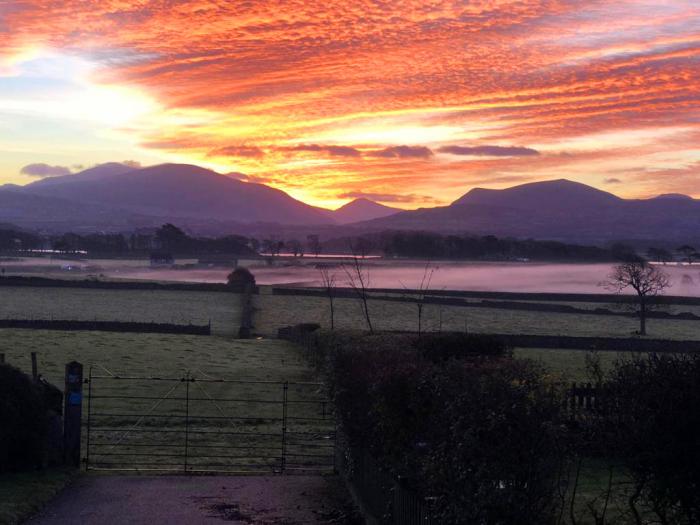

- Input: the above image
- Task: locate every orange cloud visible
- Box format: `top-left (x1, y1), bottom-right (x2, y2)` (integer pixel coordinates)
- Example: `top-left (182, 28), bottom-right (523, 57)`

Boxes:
top-left (1, 0), bottom-right (699, 206)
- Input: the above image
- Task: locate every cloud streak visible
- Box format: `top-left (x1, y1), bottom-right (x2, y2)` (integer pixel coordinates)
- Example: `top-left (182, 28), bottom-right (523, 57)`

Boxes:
top-left (20, 163), bottom-right (72, 177)
top-left (287, 144), bottom-right (361, 157)
top-left (369, 146), bottom-right (434, 159)
top-left (338, 191), bottom-right (440, 204)
top-left (438, 145), bottom-right (540, 157)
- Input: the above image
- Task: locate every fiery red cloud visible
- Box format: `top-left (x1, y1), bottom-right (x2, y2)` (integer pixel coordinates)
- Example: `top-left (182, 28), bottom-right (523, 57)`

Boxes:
top-left (1, 0), bottom-right (699, 208)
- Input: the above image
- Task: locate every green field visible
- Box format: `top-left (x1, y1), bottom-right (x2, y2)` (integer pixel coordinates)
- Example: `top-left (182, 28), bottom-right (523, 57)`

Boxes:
top-left (0, 286), bottom-right (241, 335)
top-left (1, 329), bottom-right (308, 385)
top-left (252, 292), bottom-right (700, 340)
top-left (0, 468), bottom-right (75, 525)
top-left (1, 284), bottom-right (697, 341)
top-left (514, 348), bottom-right (637, 382)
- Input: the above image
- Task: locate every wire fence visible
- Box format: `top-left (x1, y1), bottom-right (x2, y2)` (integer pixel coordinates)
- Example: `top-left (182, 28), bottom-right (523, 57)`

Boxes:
top-left (84, 370), bottom-right (336, 474)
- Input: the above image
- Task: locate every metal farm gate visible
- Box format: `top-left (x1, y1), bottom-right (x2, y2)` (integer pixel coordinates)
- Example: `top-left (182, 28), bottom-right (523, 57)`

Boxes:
top-left (83, 370), bottom-right (336, 474)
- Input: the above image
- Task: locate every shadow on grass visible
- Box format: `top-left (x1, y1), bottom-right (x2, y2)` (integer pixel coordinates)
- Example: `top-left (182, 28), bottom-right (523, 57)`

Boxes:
top-left (0, 468), bottom-right (77, 525)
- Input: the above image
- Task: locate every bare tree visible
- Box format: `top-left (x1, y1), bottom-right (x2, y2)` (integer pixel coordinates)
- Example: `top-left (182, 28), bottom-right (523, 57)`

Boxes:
top-left (307, 234), bottom-right (321, 257)
top-left (400, 263), bottom-right (438, 336)
top-left (318, 265), bottom-right (337, 330)
top-left (605, 260), bottom-right (670, 335)
top-left (286, 239), bottom-right (303, 257)
top-left (342, 243), bottom-right (373, 333)
top-left (262, 237), bottom-right (283, 257)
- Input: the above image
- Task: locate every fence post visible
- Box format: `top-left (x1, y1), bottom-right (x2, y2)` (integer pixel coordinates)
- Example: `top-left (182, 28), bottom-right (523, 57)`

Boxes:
top-left (333, 417), bottom-right (338, 474)
top-left (31, 352), bottom-right (38, 380)
top-left (184, 373), bottom-right (190, 473)
top-left (63, 361), bottom-right (83, 467)
top-left (85, 367), bottom-right (92, 470)
top-left (281, 382), bottom-right (288, 472)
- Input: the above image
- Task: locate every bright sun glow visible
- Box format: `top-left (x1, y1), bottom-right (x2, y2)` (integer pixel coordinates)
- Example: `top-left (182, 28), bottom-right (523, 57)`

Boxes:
top-left (0, 50), bottom-right (159, 126)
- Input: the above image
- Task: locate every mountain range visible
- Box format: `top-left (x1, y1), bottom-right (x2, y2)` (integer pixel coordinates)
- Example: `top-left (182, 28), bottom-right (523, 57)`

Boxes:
top-left (2, 163), bottom-right (699, 244)
top-left (361, 179), bottom-right (700, 243)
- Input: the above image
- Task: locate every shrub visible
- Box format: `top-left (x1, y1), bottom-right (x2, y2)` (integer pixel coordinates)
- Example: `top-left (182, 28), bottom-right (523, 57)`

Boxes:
top-left (226, 267), bottom-right (255, 288)
top-left (421, 361), bottom-right (564, 524)
top-left (0, 364), bottom-right (49, 472)
top-left (325, 332), bottom-right (565, 524)
top-left (597, 353), bottom-right (700, 523)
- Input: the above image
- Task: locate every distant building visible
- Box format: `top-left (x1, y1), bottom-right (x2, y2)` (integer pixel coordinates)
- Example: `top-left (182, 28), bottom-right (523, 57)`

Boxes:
top-left (150, 252), bottom-right (174, 267)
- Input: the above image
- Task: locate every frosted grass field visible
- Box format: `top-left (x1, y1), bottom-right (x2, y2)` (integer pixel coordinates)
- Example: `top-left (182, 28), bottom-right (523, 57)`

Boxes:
top-left (252, 292), bottom-right (700, 340)
top-left (0, 284), bottom-right (697, 342)
top-left (0, 286), bottom-right (241, 335)
top-left (4, 257), bottom-right (700, 296)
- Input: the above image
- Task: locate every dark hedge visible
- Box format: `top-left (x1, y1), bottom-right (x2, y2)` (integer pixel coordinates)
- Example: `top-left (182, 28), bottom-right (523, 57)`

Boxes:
top-left (0, 364), bottom-right (49, 472)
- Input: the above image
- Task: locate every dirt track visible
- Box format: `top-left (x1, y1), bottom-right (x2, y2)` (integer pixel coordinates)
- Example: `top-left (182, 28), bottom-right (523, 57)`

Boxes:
top-left (29, 475), bottom-right (361, 525)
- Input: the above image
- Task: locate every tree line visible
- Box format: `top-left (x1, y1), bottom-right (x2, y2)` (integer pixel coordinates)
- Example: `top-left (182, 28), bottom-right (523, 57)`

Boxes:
top-left (322, 231), bottom-right (619, 261)
top-left (0, 224), bottom-right (255, 257)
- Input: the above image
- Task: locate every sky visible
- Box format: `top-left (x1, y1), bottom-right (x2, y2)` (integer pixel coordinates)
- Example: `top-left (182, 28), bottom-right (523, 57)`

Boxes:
top-left (0, 1), bottom-right (699, 209)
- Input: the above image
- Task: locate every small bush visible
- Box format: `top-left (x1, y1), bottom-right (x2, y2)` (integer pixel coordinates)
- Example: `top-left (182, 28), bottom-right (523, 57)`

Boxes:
top-left (0, 364), bottom-right (49, 472)
top-left (596, 353), bottom-right (700, 523)
top-left (227, 267), bottom-right (255, 288)
top-left (324, 332), bottom-right (564, 524)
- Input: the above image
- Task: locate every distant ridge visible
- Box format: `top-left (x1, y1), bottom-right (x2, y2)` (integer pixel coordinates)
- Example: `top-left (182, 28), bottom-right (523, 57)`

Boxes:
top-left (452, 179), bottom-right (622, 210)
top-left (360, 179), bottom-right (700, 243)
top-left (2, 165), bottom-right (699, 243)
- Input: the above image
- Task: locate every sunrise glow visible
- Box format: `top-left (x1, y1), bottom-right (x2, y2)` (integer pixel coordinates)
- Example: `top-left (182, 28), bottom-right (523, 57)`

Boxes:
top-left (1, 1), bottom-right (699, 208)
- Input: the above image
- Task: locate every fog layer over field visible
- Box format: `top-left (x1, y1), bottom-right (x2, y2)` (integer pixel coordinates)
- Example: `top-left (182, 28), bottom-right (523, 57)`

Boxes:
top-left (4, 258), bottom-right (700, 296)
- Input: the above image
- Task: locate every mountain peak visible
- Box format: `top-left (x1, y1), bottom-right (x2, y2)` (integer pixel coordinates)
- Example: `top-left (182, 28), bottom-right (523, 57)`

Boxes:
top-left (453, 178), bottom-right (622, 210)
top-left (338, 197), bottom-right (387, 209)
top-left (332, 198), bottom-right (400, 224)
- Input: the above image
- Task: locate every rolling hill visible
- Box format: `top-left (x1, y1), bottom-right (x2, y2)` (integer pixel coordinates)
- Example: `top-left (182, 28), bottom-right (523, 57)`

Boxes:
top-left (2, 163), bottom-right (406, 231)
top-left (361, 179), bottom-right (700, 244)
top-left (13, 163), bottom-right (334, 228)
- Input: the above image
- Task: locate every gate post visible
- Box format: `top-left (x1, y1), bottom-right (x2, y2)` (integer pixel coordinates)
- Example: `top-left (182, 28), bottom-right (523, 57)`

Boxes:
top-left (63, 361), bottom-right (83, 468)
top-left (184, 373), bottom-right (190, 473)
top-left (31, 352), bottom-right (38, 380)
top-left (281, 382), bottom-right (288, 472)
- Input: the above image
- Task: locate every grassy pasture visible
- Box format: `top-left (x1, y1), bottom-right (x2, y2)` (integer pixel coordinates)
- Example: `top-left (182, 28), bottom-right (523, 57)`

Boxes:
top-left (0, 330), bottom-right (305, 383)
top-left (514, 348), bottom-right (640, 382)
top-left (1, 330), bottom-right (334, 473)
top-left (0, 286), bottom-right (241, 335)
top-left (1, 284), bottom-right (697, 340)
top-left (0, 468), bottom-right (75, 525)
top-left (252, 292), bottom-right (700, 340)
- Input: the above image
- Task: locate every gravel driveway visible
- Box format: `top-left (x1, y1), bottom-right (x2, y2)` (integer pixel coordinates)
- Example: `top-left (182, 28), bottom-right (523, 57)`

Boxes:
top-left (28, 475), bottom-right (361, 525)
